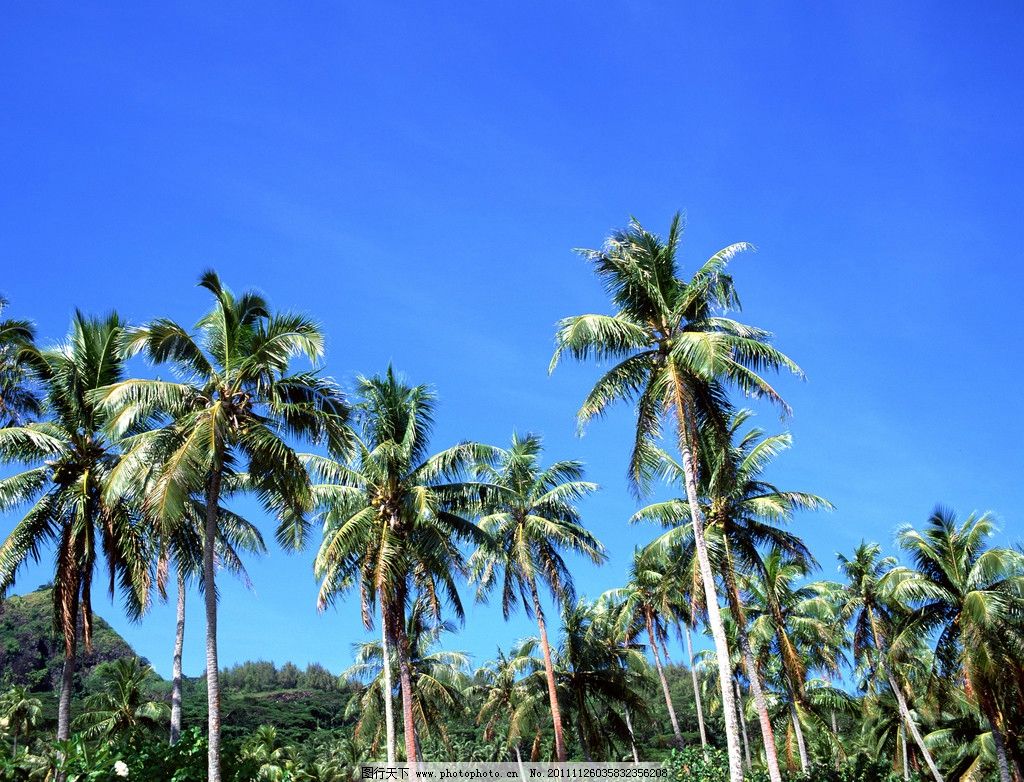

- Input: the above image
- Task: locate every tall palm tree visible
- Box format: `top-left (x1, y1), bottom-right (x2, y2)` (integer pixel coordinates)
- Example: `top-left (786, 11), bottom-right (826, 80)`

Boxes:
top-left (551, 215), bottom-right (802, 782)
top-left (310, 367), bottom-right (487, 766)
top-left (636, 410), bottom-right (830, 781)
top-left (91, 272), bottom-right (350, 782)
top-left (149, 494), bottom-right (265, 744)
top-left (468, 432), bottom-right (605, 761)
top-left (888, 508), bottom-right (1024, 782)
top-left (0, 312), bottom-right (150, 748)
top-left (0, 685), bottom-right (42, 757)
top-left (837, 542), bottom-right (945, 782)
top-left (0, 297), bottom-right (39, 426)
top-left (603, 546), bottom-right (686, 749)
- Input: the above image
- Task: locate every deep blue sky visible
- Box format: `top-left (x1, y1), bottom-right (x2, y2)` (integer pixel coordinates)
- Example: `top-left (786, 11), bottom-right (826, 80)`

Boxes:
top-left (2, 2), bottom-right (1022, 680)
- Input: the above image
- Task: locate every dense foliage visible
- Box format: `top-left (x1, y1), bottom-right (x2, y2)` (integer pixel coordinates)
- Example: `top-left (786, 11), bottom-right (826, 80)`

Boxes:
top-left (1, 217), bottom-right (1021, 781)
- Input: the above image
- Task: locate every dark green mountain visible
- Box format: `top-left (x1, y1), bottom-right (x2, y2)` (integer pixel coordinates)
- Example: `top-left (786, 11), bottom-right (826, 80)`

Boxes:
top-left (0, 585), bottom-right (138, 692)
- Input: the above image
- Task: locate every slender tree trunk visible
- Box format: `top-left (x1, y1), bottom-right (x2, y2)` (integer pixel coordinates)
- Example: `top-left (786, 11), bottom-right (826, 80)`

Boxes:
top-left (57, 648), bottom-right (75, 741)
top-left (684, 625), bottom-right (708, 749)
top-left (170, 566), bottom-right (186, 745)
top-left (646, 610), bottom-right (683, 748)
top-left (832, 710), bottom-right (841, 771)
top-left (204, 472), bottom-right (224, 782)
top-left (901, 728), bottom-right (909, 782)
top-left (675, 434), bottom-right (743, 782)
top-left (514, 744), bottom-right (528, 781)
top-left (789, 701), bottom-right (808, 773)
top-left (979, 697), bottom-right (1012, 782)
top-left (723, 552), bottom-right (782, 782)
top-left (736, 677), bottom-right (751, 770)
top-left (381, 620), bottom-right (397, 765)
top-left (11, 730), bottom-right (17, 758)
top-left (867, 610), bottom-right (943, 782)
top-left (886, 672), bottom-right (943, 782)
top-left (530, 579), bottom-right (567, 762)
top-left (388, 599), bottom-right (419, 768)
top-left (624, 707), bottom-right (640, 763)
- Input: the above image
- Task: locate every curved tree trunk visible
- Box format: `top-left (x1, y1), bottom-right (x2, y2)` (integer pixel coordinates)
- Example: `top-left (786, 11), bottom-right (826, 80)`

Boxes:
top-left (646, 610), bottom-right (683, 748)
top-left (515, 744), bottom-right (528, 780)
top-left (204, 472), bottom-right (224, 782)
top-left (722, 551), bottom-right (783, 782)
top-left (381, 620), bottom-right (397, 764)
top-left (530, 579), bottom-right (567, 762)
top-left (684, 624), bottom-right (708, 749)
top-left (832, 710), bottom-right (841, 771)
top-left (170, 567), bottom-right (186, 745)
top-left (901, 728), bottom-right (909, 782)
top-left (736, 677), bottom-right (751, 769)
top-left (676, 438), bottom-right (743, 782)
top-left (55, 597), bottom-right (78, 782)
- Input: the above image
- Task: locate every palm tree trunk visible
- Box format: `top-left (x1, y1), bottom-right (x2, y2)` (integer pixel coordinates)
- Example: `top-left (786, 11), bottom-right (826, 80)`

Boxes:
top-left (886, 672), bottom-right (943, 782)
top-left (624, 707), bottom-right (640, 763)
top-left (57, 647), bottom-right (75, 742)
top-left (901, 728), bottom-right (909, 782)
top-left (789, 701), bottom-right (808, 773)
top-left (736, 677), bottom-right (751, 770)
top-left (979, 696), bottom-right (1012, 782)
top-left (722, 552), bottom-right (783, 782)
top-left (684, 624), bottom-right (708, 749)
top-left (675, 435), bottom-right (743, 782)
top-left (867, 610), bottom-right (943, 782)
top-left (381, 620), bottom-right (396, 765)
top-left (204, 472), bottom-right (224, 782)
top-left (514, 744), bottom-right (528, 780)
top-left (646, 610), bottom-right (683, 748)
top-left (530, 579), bottom-right (567, 762)
top-left (11, 729), bottom-right (17, 758)
top-left (387, 599), bottom-right (419, 768)
top-left (832, 710), bottom-right (841, 771)
top-left (170, 566), bottom-right (186, 745)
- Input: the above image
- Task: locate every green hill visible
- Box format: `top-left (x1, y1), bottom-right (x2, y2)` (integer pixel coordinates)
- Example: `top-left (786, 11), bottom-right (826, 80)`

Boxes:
top-left (0, 585), bottom-right (138, 693)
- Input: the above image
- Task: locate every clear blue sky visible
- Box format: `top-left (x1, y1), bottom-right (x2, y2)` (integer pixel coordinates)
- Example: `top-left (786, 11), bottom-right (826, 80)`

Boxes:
top-left (2, 2), bottom-right (1022, 680)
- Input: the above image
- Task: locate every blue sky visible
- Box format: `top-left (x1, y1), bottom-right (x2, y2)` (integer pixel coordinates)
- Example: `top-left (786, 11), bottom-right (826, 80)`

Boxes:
top-left (1, 2), bottom-right (1022, 680)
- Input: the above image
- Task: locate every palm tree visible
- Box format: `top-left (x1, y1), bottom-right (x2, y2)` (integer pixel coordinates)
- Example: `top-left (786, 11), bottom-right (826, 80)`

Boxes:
top-left (548, 598), bottom-right (650, 761)
top-left (636, 410), bottom-right (830, 781)
top-left (91, 272), bottom-right (350, 782)
top-left (475, 644), bottom-right (546, 772)
top-left (837, 542), bottom-right (945, 782)
top-left (0, 297), bottom-right (39, 426)
top-left (604, 546), bottom-right (686, 749)
top-left (888, 508), bottom-right (1024, 782)
top-left (310, 367), bottom-right (487, 766)
top-left (551, 215), bottom-right (802, 782)
top-left (74, 657), bottom-right (168, 738)
top-left (0, 312), bottom-right (150, 748)
top-left (346, 596), bottom-right (471, 759)
top-left (150, 494), bottom-right (265, 744)
top-left (468, 432), bottom-right (605, 761)
top-left (0, 685), bottom-right (42, 757)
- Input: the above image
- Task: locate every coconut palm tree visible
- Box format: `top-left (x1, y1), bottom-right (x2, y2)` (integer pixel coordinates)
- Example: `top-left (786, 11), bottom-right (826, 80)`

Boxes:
top-left (310, 367), bottom-right (488, 766)
top-left (0, 685), bottom-right (42, 757)
top-left (346, 596), bottom-right (471, 759)
top-left (150, 494), bottom-right (265, 744)
top-left (474, 644), bottom-right (546, 772)
top-left (636, 410), bottom-right (830, 781)
top-left (90, 272), bottom-right (350, 782)
top-left (0, 297), bottom-right (39, 426)
top-left (74, 657), bottom-right (168, 739)
top-left (837, 542), bottom-right (945, 782)
top-left (551, 214), bottom-right (802, 782)
top-left (0, 312), bottom-right (150, 749)
top-left (468, 432), bottom-right (605, 761)
top-left (603, 546), bottom-right (686, 749)
top-left (887, 508), bottom-right (1024, 782)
